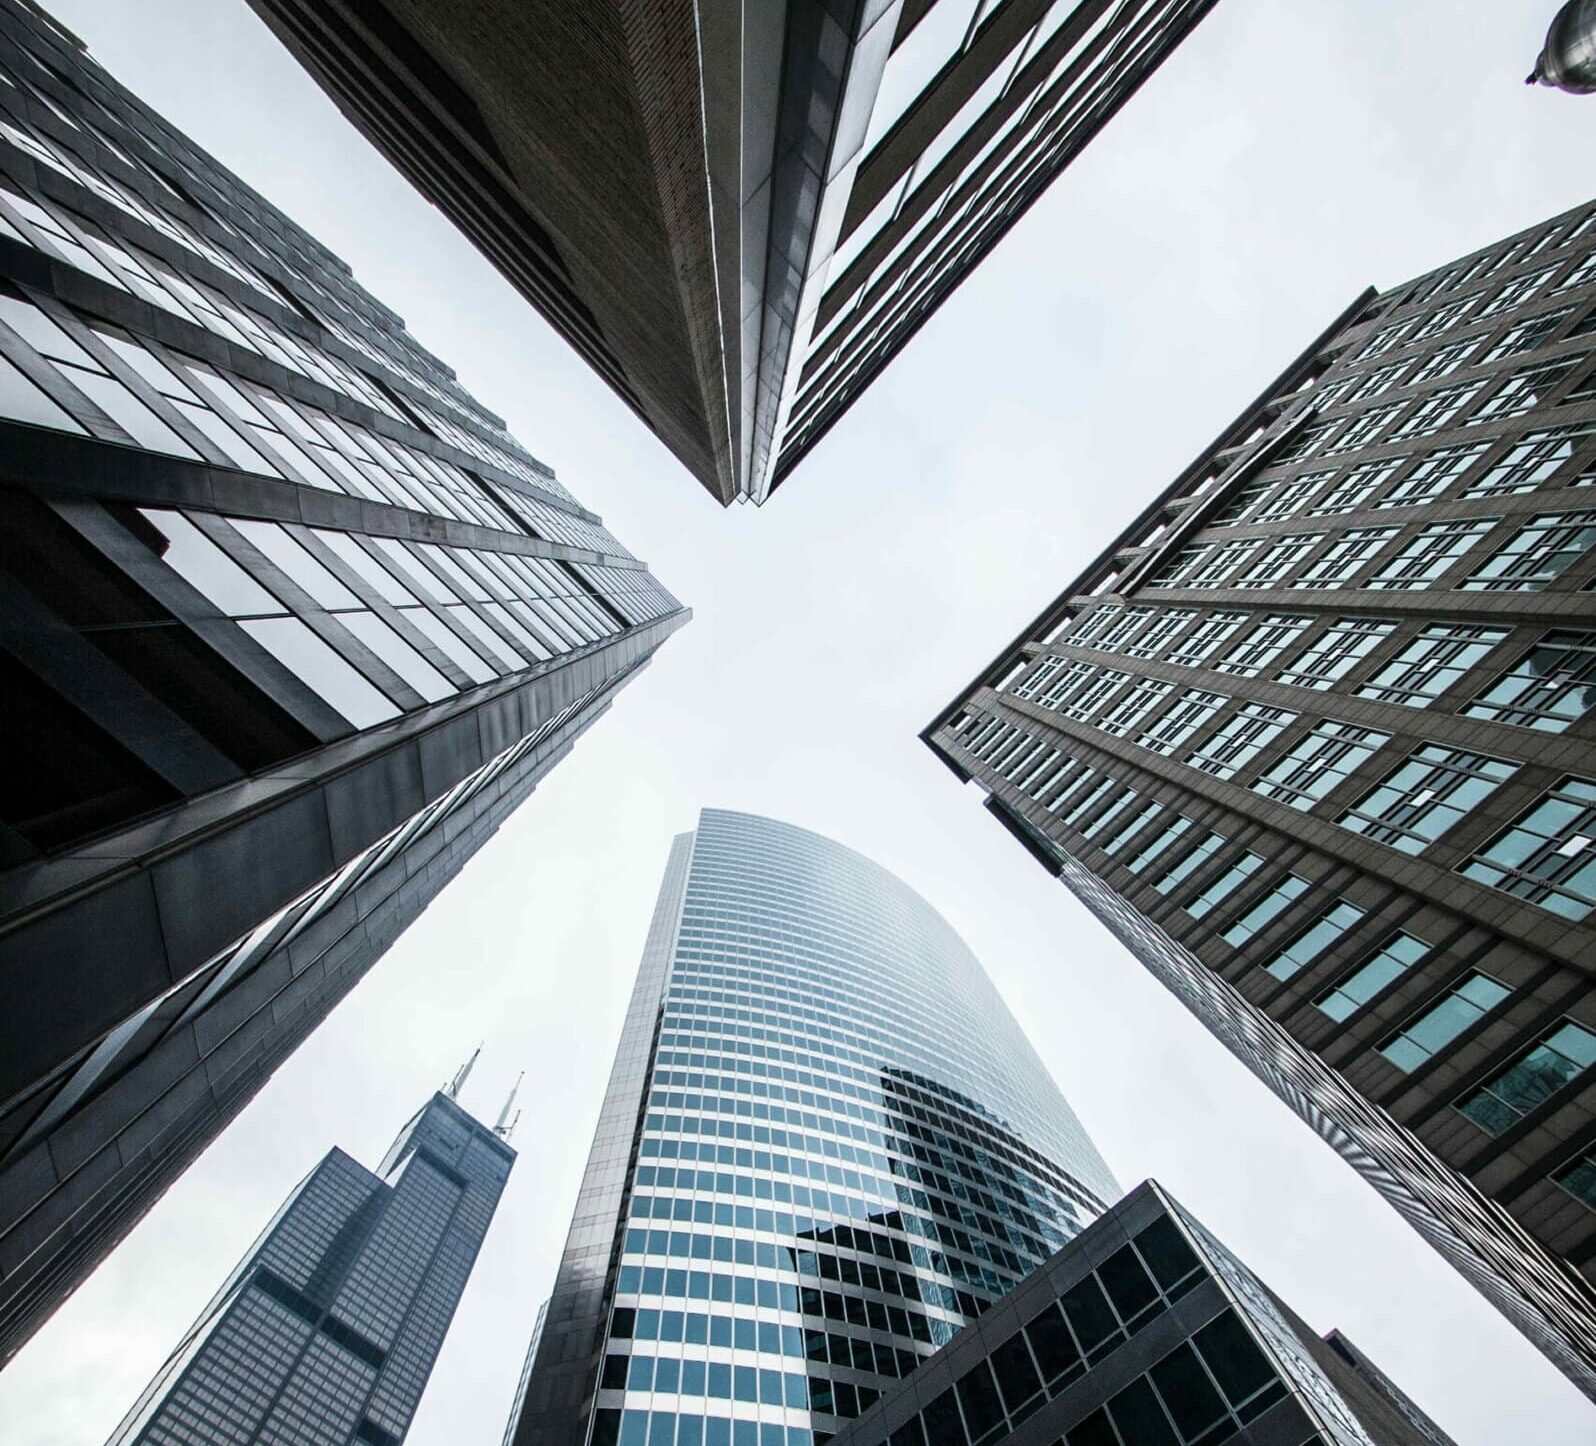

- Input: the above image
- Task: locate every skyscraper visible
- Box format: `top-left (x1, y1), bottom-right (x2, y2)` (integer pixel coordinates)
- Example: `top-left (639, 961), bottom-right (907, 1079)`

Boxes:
top-left (0, 0), bottom-right (685, 1363)
top-left (825, 1181), bottom-right (1457, 1446)
top-left (243, 0), bottom-right (1221, 505)
top-left (504, 808), bottom-right (1118, 1446)
top-left (924, 199), bottom-right (1596, 1397)
top-left (107, 1074), bottom-right (516, 1446)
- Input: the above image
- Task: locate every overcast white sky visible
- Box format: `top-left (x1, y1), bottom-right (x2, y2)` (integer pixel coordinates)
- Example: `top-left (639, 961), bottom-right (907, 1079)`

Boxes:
top-left (2, 2), bottom-right (1593, 1443)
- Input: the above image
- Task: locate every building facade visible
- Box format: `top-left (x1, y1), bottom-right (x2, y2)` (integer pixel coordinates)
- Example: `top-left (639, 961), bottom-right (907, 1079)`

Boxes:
top-left (108, 1084), bottom-right (515, 1446)
top-left (504, 809), bottom-right (1118, 1446)
top-left (244, 0), bottom-right (1220, 504)
top-left (924, 199), bottom-right (1596, 1397)
top-left (0, 0), bottom-right (685, 1363)
top-left (827, 1181), bottom-right (1456, 1446)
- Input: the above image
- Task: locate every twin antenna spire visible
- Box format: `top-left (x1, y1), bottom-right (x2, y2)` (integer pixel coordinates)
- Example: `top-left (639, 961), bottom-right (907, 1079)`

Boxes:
top-left (443, 1045), bottom-right (521, 1143)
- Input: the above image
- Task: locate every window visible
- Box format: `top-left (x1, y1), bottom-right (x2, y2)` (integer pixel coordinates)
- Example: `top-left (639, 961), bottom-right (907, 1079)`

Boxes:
top-left (1261, 902), bottom-right (1365, 980)
top-left (1462, 777), bottom-right (1596, 920)
top-left (1251, 721), bottom-right (1389, 811)
top-left (1186, 852), bottom-right (1263, 920)
top-left (1100, 801), bottom-right (1163, 858)
top-left (1251, 471), bottom-right (1323, 520)
top-left (1128, 817), bottom-right (1193, 875)
top-left (1122, 609), bottom-right (1196, 660)
top-left (1484, 305), bottom-right (1574, 361)
top-left (1147, 544), bottom-right (1211, 589)
top-left (1277, 617), bottom-right (1396, 690)
top-left (1463, 511), bottom-right (1596, 591)
top-left (1214, 615), bottom-right (1310, 677)
top-left (1355, 623), bottom-right (1508, 706)
top-left (1080, 786), bottom-right (1141, 841)
top-left (1378, 441), bottom-right (1491, 506)
top-left (1339, 746), bottom-right (1517, 855)
top-left (1297, 526), bottom-right (1398, 587)
top-left (1406, 338), bottom-right (1476, 383)
top-left (1464, 630), bottom-right (1596, 732)
top-left (1184, 704), bottom-right (1295, 781)
top-left (1012, 656), bottom-right (1066, 701)
top-left (1310, 457), bottom-right (1406, 514)
top-left (1055, 667), bottom-right (1128, 722)
top-left (1232, 533), bottom-right (1319, 588)
top-left (1328, 400), bottom-right (1403, 452)
top-left (1190, 539), bottom-right (1261, 590)
top-left (1138, 690), bottom-right (1226, 757)
top-left (1153, 831), bottom-right (1224, 897)
top-left (1167, 612), bottom-right (1246, 668)
top-left (1209, 479), bottom-right (1270, 526)
top-left (1367, 517), bottom-right (1498, 589)
top-left (1391, 381), bottom-right (1481, 438)
top-left (1464, 423), bottom-right (1596, 496)
top-left (1474, 360), bottom-right (1577, 419)
top-left (1097, 678), bottom-right (1173, 738)
top-left (1220, 873), bottom-right (1309, 946)
top-left (1094, 604), bottom-right (1158, 648)
top-left (1457, 1022), bottom-right (1596, 1135)
top-left (1380, 973), bottom-right (1511, 1072)
top-left (1553, 1151), bottom-right (1596, 1211)
top-left (1316, 933), bottom-right (1430, 1021)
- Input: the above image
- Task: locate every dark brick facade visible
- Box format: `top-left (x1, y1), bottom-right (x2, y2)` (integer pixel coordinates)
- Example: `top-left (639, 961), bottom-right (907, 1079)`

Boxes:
top-left (926, 199), bottom-right (1596, 1399)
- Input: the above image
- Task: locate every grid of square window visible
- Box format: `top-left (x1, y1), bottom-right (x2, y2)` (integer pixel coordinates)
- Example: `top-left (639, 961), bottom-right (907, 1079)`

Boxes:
top-left (591, 813), bottom-right (1117, 1446)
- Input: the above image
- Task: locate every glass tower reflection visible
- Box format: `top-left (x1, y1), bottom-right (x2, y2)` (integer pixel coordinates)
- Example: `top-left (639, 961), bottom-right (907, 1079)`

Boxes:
top-left (505, 809), bottom-right (1116, 1446)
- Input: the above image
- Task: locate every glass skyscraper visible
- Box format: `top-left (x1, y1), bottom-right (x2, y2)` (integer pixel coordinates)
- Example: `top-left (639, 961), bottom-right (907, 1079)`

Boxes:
top-left (924, 199), bottom-right (1596, 1398)
top-left (244, 0), bottom-right (1220, 504)
top-left (0, 0), bottom-right (684, 1364)
top-left (108, 1081), bottom-right (515, 1446)
top-left (504, 808), bottom-right (1117, 1446)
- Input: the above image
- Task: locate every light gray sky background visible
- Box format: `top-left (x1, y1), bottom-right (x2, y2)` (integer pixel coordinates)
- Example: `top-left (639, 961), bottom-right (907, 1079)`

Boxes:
top-left (2, 2), bottom-right (1593, 1442)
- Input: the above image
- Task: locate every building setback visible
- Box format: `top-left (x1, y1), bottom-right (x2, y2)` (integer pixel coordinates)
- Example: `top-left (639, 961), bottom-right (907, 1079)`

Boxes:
top-left (0, 0), bottom-right (686, 1363)
top-left (243, 0), bottom-right (1220, 505)
top-left (107, 1081), bottom-right (515, 1446)
top-left (827, 1181), bottom-right (1456, 1446)
top-left (924, 198), bottom-right (1596, 1398)
top-left (503, 809), bottom-right (1118, 1446)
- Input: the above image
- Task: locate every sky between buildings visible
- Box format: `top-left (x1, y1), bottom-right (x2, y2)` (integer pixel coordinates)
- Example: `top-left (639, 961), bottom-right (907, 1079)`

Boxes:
top-left (0, 2), bottom-right (1592, 1443)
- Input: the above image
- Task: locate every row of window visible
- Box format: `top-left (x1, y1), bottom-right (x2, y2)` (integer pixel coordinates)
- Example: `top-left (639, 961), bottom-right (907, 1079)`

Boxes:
top-left (1210, 418), bottom-right (1595, 535)
top-left (1145, 509), bottom-right (1596, 595)
top-left (987, 697), bottom-right (1596, 924)
top-left (0, 75), bottom-right (581, 509)
top-left (1030, 612), bottom-right (1596, 736)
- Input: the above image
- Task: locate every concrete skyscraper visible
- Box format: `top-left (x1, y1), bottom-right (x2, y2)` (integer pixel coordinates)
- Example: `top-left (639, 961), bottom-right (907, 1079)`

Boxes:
top-left (107, 1073), bottom-right (516, 1446)
top-left (925, 199), bottom-right (1596, 1396)
top-left (0, 0), bottom-right (685, 1362)
top-left (504, 808), bottom-right (1118, 1446)
top-left (244, 0), bottom-right (1221, 504)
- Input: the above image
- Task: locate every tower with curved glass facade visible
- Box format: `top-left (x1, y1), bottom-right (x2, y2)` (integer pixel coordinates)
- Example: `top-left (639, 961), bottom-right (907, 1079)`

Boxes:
top-left (505, 809), bottom-right (1116, 1446)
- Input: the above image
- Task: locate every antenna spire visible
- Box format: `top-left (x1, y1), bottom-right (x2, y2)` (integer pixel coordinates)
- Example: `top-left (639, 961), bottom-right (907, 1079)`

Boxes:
top-left (494, 1071), bottom-right (524, 1137)
top-left (446, 1043), bottom-right (481, 1101)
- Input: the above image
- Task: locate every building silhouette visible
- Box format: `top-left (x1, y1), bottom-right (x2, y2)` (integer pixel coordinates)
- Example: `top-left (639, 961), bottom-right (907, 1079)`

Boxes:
top-left (108, 1070), bottom-right (516, 1446)
top-left (827, 1181), bottom-right (1456, 1446)
top-left (243, 0), bottom-right (1221, 504)
top-left (504, 808), bottom-right (1117, 1446)
top-left (0, 0), bottom-right (685, 1362)
top-left (925, 199), bottom-right (1596, 1397)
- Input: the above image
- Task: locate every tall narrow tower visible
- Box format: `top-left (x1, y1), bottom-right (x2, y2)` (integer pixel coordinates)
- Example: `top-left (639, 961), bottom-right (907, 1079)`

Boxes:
top-left (505, 809), bottom-right (1117, 1446)
top-left (0, 0), bottom-right (685, 1361)
top-left (108, 1085), bottom-right (516, 1446)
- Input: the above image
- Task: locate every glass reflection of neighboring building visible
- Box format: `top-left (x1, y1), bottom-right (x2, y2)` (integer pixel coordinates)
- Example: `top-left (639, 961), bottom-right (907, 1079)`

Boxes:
top-left (504, 809), bottom-right (1117, 1446)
